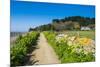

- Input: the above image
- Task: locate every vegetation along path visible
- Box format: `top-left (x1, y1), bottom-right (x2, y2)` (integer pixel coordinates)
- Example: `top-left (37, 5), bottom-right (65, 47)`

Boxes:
top-left (28, 33), bottom-right (60, 65)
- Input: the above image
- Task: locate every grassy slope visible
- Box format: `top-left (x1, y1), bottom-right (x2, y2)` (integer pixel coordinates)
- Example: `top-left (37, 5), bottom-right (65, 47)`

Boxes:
top-left (60, 31), bottom-right (95, 40)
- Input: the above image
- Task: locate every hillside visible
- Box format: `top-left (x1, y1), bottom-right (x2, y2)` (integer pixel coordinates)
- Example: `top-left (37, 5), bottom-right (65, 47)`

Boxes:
top-left (29, 16), bottom-right (95, 31)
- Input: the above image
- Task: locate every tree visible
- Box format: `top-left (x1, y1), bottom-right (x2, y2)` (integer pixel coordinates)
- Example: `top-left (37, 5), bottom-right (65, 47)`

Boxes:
top-left (32, 16), bottom-right (95, 31)
top-left (29, 27), bottom-right (34, 32)
top-left (73, 22), bottom-right (80, 30)
top-left (52, 19), bottom-right (60, 23)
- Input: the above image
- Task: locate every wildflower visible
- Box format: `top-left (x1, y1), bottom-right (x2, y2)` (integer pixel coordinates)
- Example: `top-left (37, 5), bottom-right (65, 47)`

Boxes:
top-left (64, 34), bottom-right (68, 38)
top-left (78, 38), bottom-right (92, 46)
top-left (69, 36), bottom-right (78, 42)
top-left (67, 41), bottom-right (73, 46)
top-left (56, 34), bottom-right (68, 43)
top-left (75, 48), bottom-right (83, 53)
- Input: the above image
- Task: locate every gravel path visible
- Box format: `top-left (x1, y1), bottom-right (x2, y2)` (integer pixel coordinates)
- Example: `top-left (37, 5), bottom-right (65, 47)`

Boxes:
top-left (28, 33), bottom-right (60, 65)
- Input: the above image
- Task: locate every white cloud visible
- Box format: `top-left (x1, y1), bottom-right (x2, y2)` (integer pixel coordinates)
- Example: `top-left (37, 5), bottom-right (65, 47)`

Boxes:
top-left (16, 0), bottom-right (95, 5)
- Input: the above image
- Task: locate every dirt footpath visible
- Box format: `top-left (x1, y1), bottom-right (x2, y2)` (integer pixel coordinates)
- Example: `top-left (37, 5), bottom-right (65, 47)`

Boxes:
top-left (29, 33), bottom-right (60, 65)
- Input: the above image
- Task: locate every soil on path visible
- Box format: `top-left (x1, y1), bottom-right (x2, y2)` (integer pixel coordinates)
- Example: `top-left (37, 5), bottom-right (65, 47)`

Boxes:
top-left (28, 33), bottom-right (60, 65)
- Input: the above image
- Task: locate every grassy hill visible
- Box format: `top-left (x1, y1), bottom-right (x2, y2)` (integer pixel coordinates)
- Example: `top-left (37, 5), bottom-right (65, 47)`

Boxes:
top-left (29, 16), bottom-right (95, 31)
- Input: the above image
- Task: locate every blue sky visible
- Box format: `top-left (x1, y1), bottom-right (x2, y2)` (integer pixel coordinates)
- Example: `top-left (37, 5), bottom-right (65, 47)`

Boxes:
top-left (11, 0), bottom-right (95, 32)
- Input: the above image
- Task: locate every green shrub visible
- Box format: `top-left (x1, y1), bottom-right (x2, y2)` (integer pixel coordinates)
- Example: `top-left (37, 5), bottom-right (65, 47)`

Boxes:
top-left (43, 31), bottom-right (95, 63)
top-left (11, 31), bottom-right (39, 66)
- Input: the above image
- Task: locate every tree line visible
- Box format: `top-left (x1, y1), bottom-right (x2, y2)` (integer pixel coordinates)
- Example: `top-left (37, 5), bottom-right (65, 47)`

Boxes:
top-left (29, 16), bottom-right (95, 31)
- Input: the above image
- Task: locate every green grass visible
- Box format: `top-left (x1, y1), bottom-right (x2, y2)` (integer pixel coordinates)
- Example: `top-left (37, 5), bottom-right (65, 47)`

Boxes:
top-left (60, 31), bottom-right (95, 40)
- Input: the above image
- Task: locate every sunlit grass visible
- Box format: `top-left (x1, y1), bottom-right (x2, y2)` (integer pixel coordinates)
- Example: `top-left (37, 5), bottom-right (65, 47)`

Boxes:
top-left (64, 31), bottom-right (95, 40)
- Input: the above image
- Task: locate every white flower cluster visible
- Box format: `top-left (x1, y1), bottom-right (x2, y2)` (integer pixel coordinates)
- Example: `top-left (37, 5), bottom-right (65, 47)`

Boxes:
top-left (55, 33), bottom-right (95, 55)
